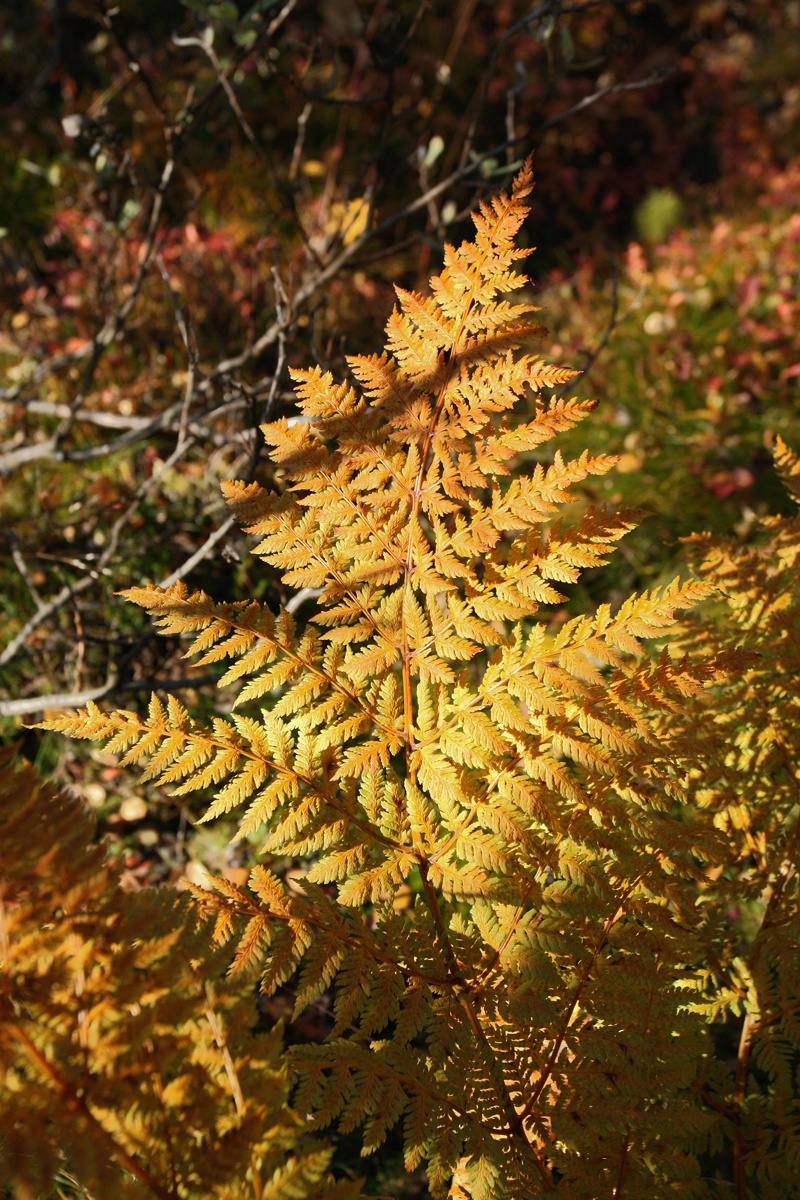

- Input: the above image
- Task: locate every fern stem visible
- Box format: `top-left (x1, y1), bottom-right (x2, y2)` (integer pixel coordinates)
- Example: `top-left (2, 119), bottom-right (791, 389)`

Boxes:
top-left (727, 728), bottom-right (800, 1196)
top-left (456, 990), bottom-right (557, 1192)
top-left (154, 592), bottom-right (401, 745)
top-left (518, 871), bottom-right (646, 1126)
top-left (732, 1011), bottom-right (754, 1200)
top-left (212, 877), bottom-right (457, 990)
top-left (414, 652), bottom-right (539, 755)
top-left (400, 163), bottom-right (526, 804)
top-left (249, 1153), bottom-right (264, 1200)
top-left (291, 537), bottom-right (391, 645)
top-left (204, 982), bottom-right (246, 1118)
top-left (416, 858), bottom-right (557, 1190)
top-left (10, 1021), bottom-right (178, 1200)
top-left (317, 468), bottom-right (409, 570)
top-left (611, 1133), bottom-right (631, 1199)
top-left (417, 857), bottom-right (464, 982)
top-left (151, 1074), bottom-right (180, 1196)
top-left (475, 875), bottom-right (539, 986)
top-left (394, 164), bottom-right (561, 1191)
top-left (429, 752), bottom-right (524, 864)
top-left (122, 709), bottom-right (404, 856)
top-left (696, 1084), bottom-right (735, 1120)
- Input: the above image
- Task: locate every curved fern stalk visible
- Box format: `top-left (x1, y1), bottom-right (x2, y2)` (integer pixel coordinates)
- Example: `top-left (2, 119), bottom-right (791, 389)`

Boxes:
top-left (43, 159), bottom-right (723, 1198)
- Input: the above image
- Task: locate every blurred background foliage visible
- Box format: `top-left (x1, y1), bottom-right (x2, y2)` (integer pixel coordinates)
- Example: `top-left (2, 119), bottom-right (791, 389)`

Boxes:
top-left (1, 1), bottom-right (799, 1194)
top-left (543, 157), bottom-right (800, 608)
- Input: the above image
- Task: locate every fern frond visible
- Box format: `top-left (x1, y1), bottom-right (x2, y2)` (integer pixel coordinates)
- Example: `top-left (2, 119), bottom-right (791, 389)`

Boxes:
top-left (0, 752), bottom-right (365, 1200)
top-left (664, 444), bottom-right (800, 1193)
top-left (40, 158), bottom-right (740, 1197)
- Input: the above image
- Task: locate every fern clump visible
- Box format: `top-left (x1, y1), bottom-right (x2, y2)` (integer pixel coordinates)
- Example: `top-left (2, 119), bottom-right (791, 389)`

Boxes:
top-left (0, 749), bottom-right (365, 1200)
top-left (39, 160), bottom-right (784, 1197)
top-left (664, 436), bottom-right (800, 1196)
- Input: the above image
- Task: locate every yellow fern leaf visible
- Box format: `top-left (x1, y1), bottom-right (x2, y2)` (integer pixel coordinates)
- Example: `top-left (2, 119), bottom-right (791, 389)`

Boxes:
top-left (38, 159), bottom-right (736, 1198)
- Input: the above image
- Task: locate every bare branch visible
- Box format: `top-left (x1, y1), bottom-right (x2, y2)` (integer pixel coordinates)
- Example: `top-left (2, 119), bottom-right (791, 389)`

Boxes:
top-left (539, 67), bottom-right (675, 132)
top-left (158, 516), bottom-right (237, 591)
top-left (0, 672), bottom-right (228, 720)
top-left (0, 577), bottom-right (97, 670)
top-left (8, 534), bottom-right (45, 613)
top-left (0, 674), bottom-right (118, 719)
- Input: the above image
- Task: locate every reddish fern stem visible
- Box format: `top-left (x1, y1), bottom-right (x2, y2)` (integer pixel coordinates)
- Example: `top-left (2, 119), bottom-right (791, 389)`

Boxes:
top-left (10, 1022), bottom-right (177, 1200)
top-left (732, 1012), bottom-right (755, 1200)
top-left (612, 1133), bottom-right (631, 1199)
top-left (518, 871), bottom-right (646, 1126)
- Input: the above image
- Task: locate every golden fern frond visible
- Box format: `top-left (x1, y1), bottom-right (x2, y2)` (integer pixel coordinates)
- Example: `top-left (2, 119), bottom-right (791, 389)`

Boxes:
top-left (0, 750), bottom-right (365, 1200)
top-left (664, 445), bottom-right (800, 1193)
top-left (41, 159), bottom-right (731, 1197)
top-left (773, 431), bottom-right (800, 499)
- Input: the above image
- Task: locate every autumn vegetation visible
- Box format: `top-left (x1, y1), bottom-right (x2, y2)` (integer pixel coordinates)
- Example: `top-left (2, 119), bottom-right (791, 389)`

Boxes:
top-left (1, 3), bottom-right (799, 1198)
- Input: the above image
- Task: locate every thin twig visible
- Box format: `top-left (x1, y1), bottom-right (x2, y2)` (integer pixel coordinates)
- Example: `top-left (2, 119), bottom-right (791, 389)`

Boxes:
top-left (158, 517), bottom-right (237, 590)
top-left (540, 67), bottom-right (675, 132)
top-left (0, 577), bottom-right (97, 670)
top-left (9, 533), bottom-right (45, 613)
top-left (1, 428), bottom-right (198, 671)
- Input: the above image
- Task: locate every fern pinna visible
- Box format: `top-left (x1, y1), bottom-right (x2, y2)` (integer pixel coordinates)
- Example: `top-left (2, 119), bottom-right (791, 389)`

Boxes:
top-left (43, 160), bottom-right (725, 1197)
